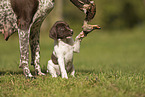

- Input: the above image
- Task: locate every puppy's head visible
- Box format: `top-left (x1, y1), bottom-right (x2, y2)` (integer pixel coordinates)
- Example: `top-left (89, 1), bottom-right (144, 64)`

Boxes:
top-left (49, 21), bottom-right (73, 40)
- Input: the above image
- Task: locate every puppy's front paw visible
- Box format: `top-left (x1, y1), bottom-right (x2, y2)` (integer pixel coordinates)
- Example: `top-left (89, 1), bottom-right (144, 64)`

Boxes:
top-left (61, 73), bottom-right (68, 79)
top-left (51, 73), bottom-right (58, 78)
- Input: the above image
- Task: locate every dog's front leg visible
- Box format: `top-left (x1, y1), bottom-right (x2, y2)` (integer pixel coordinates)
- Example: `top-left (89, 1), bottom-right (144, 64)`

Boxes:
top-left (30, 23), bottom-right (45, 76)
top-left (58, 57), bottom-right (68, 79)
top-left (73, 38), bottom-right (81, 53)
top-left (73, 31), bottom-right (84, 53)
top-left (18, 28), bottom-right (33, 78)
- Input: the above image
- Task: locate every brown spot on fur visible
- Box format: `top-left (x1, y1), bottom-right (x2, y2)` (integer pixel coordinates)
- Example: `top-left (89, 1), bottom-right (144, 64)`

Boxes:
top-left (70, 0), bottom-right (90, 10)
top-left (10, 0), bottom-right (39, 30)
top-left (85, 2), bottom-right (96, 21)
top-left (70, 0), bottom-right (96, 22)
top-left (51, 53), bottom-right (58, 65)
top-left (49, 21), bottom-right (73, 40)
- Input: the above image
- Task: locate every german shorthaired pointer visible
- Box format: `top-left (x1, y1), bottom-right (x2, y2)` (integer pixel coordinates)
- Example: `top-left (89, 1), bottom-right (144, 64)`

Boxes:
top-left (47, 21), bottom-right (100, 79)
top-left (0, 0), bottom-right (98, 78)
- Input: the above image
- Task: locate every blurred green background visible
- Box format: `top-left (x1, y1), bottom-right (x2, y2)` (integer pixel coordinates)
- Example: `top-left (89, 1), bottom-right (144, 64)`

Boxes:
top-left (41, 0), bottom-right (145, 33)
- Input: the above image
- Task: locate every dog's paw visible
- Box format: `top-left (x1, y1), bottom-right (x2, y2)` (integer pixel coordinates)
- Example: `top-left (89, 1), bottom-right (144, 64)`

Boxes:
top-left (35, 70), bottom-right (45, 76)
top-left (83, 24), bottom-right (101, 32)
top-left (62, 73), bottom-right (68, 79)
top-left (34, 65), bottom-right (45, 76)
top-left (23, 67), bottom-right (33, 78)
top-left (62, 76), bottom-right (68, 79)
top-left (38, 72), bottom-right (46, 76)
top-left (52, 74), bottom-right (58, 78)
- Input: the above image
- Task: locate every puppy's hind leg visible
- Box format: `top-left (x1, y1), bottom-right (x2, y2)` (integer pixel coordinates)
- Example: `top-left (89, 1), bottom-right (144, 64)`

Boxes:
top-left (47, 60), bottom-right (58, 78)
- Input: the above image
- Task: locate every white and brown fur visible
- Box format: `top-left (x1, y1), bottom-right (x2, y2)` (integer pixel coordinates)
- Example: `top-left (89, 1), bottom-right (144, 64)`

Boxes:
top-left (0, 0), bottom-right (54, 78)
top-left (0, 0), bottom-right (98, 78)
top-left (47, 21), bottom-right (87, 79)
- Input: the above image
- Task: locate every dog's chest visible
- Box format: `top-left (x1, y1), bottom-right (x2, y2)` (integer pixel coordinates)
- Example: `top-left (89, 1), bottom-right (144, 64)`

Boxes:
top-left (54, 39), bottom-right (74, 64)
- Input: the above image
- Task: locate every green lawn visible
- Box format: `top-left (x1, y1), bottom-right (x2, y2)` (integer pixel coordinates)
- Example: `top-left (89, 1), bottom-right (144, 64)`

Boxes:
top-left (0, 27), bottom-right (145, 97)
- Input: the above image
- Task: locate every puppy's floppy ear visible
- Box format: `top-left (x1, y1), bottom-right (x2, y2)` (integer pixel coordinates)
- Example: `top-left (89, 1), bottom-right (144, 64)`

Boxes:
top-left (49, 25), bottom-right (57, 40)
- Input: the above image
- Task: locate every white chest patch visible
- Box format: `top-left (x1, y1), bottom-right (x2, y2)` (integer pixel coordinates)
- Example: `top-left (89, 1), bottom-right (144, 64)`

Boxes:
top-left (54, 38), bottom-right (74, 65)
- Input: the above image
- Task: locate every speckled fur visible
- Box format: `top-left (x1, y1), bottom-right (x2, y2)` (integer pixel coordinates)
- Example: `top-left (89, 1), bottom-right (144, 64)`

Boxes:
top-left (0, 0), bottom-right (54, 77)
top-left (0, 0), bottom-right (17, 39)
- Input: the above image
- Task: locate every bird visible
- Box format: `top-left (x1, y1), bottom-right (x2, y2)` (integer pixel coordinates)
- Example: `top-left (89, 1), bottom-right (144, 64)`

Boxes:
top-left (70, 0), bottom-right (100, 32)
top-left (70, 0), bottom-right (96, 22)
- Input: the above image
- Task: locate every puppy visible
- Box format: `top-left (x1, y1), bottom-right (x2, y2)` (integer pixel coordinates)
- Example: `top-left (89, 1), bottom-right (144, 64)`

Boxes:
top-left (47, 21), bottom-right (101, 79)
top-left (47, 21), bottom-right (86, 79)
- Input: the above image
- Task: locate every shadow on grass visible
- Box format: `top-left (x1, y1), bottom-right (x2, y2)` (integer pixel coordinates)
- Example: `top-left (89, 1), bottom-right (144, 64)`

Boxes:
top-left (0, 69), bottom-right (48, 76)
top-left (0, 67), bottom-right (96, 76)
top-left (0, 70), bottom-right (23, 75)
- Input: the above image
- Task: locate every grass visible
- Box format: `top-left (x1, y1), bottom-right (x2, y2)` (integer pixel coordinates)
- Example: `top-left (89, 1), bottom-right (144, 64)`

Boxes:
top-left (0, 27), bottom-right (145, 97)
